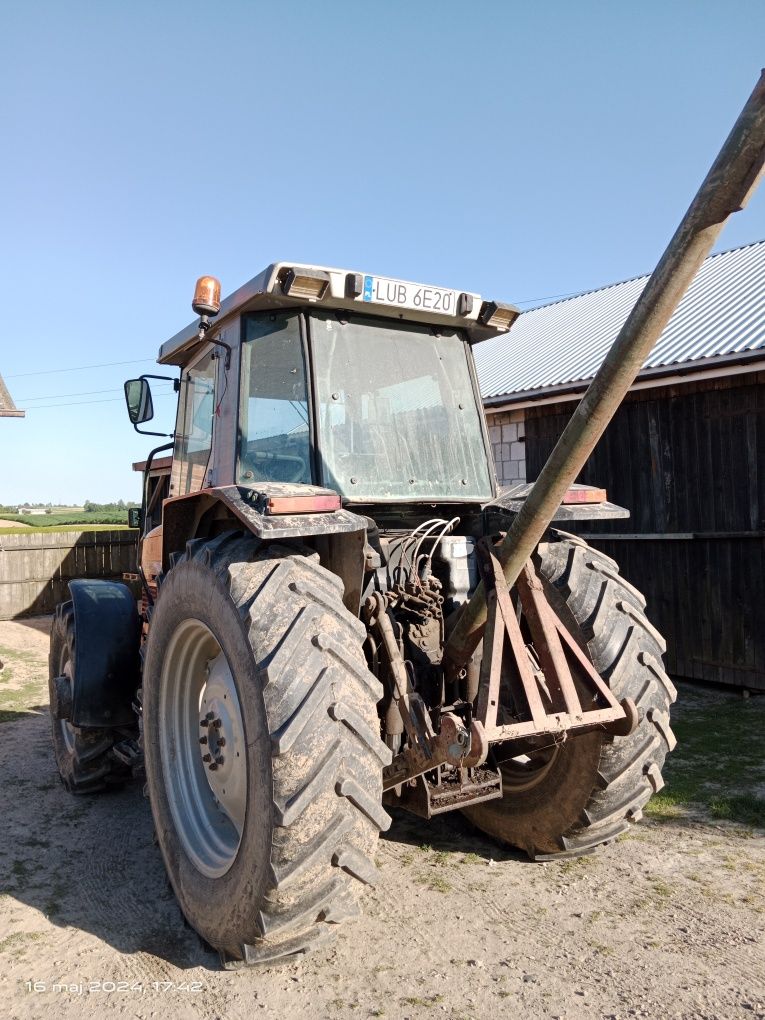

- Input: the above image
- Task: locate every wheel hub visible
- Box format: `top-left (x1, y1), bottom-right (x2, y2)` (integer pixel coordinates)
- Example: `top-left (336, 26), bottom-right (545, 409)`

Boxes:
top-left (199, 654), bottom-right (246, 834)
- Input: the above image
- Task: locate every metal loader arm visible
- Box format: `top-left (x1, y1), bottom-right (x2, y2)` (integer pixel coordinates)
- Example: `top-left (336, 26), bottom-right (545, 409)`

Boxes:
top-left (445, 69), bottom-right (765, 676)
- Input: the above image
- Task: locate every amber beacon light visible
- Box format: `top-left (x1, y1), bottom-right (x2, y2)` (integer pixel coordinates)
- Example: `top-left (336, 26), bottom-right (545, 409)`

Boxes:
top-left (192, 275), bottom-right (222, 318)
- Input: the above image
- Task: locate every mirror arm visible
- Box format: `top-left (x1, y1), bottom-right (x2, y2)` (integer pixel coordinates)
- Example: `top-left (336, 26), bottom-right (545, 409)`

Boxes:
top-left (130, 373), bottom-right (179, 435)
top-left (132, 423), bottom-right (173, 437)
top-left (140, 373), bottom-right (181, 392)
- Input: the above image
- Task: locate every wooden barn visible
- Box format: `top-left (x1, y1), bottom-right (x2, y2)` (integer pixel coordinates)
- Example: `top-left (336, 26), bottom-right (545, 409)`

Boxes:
top-left (476, 240), bottom-right (765, 690)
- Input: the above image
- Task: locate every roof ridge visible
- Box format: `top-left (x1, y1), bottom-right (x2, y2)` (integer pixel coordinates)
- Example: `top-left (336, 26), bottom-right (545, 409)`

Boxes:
top-left (522, 237), bottom-right (765, 314)
top-left (477, 237), bottom-right (765, 401)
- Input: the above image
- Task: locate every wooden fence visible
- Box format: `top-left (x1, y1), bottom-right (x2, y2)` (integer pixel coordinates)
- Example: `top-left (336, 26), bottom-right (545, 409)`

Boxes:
top-left (0, 530), bottom-right (139, 619)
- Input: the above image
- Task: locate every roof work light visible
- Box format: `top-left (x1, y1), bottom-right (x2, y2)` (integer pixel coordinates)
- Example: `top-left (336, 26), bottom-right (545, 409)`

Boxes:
top-left (281, 267), bottom-right (331, 301)
top-left (478, 300), bottom-right (520, 331)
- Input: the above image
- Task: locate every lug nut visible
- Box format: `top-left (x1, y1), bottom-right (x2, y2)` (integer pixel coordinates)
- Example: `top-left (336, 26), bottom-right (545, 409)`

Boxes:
top-left (200, 720), bottom-right (207, 728)
top-left (212, 718), bottom-right (222, 729)
top-left (216, 756), bottom-right (225, 766)
top-left (199, 736), bottom-right (208, 745)
top-left (217, 737), bottom-right (226, 747)
top-left (209, 763), bottom-right (218, 771)
top-left (202, 753), bottom-right (212, 762)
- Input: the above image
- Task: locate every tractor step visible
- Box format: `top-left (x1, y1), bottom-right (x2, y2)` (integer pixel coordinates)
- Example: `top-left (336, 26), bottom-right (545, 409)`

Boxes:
top-left (386, 765), bottom-right (502, 819)
top-left (110, 738), bottom-right (144, 779)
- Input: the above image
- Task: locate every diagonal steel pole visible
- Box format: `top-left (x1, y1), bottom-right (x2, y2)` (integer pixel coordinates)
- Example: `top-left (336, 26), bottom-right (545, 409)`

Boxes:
top-left (445, 70), bottom-right (765, 676)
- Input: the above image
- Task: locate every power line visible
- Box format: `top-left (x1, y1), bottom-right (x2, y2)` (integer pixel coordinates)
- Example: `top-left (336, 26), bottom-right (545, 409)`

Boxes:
top-left (23, 393), bottom-right (176, 410)
top-left (6, 357), bottom-right (158, 379)
top-left (17, 384), bottom-right (174, 402)
top-left (514, 289), bottom-right (587, 307)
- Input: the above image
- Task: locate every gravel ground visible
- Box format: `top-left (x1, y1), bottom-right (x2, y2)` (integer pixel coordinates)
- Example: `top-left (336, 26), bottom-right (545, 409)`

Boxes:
top-left (1, 617), bottom-right (763, 1020)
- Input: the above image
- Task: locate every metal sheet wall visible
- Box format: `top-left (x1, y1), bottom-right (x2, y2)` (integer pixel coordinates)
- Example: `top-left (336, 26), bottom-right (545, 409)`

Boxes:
top-left (524, 370), bottom-right (765, 689)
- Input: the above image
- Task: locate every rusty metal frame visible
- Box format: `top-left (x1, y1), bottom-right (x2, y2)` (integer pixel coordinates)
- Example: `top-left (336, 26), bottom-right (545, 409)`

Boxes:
top-left (475, 539), bottom-right (627, 742)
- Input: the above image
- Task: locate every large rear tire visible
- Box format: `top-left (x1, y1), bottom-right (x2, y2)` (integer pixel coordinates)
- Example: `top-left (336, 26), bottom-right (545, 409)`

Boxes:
top-left (464, 530), bottom-right (676, 860)
top-left (48, 602), bottom-right (129, 794)
top-left (142, 532), bottom-right (391, 967)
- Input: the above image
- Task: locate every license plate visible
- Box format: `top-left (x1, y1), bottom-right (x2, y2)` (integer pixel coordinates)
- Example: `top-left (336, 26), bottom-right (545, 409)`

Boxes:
top-left (361, 275), bottom-right (458, 315)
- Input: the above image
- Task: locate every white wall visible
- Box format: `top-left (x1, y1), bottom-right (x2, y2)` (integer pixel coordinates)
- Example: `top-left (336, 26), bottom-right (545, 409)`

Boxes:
top-left (486, 408), bottom-right (526, 487)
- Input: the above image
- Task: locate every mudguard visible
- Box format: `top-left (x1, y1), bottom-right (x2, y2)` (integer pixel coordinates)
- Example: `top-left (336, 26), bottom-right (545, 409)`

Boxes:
top-left (485, 482), bottom-right (630, 531)
top-left (68, 579), bottom-right (141, 728)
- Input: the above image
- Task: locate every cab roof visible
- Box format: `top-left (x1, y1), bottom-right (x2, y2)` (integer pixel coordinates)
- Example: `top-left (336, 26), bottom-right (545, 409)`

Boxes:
top-left (158, 262), bottom-right (519, 367)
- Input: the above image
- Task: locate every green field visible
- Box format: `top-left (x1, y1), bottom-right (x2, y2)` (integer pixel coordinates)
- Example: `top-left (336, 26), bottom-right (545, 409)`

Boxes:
top-left (0, 512), bottom-right (128, 527)
top-left (0, 524), bottom-right (134, 535)
top-left (0, 507), bottom-right (134, 535)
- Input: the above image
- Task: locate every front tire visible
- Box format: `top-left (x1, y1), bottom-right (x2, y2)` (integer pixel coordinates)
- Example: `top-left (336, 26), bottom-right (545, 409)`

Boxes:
top-left (464, 530), bottom-right (676, 859)
top-left (142, 532), bottom-right (391, 966)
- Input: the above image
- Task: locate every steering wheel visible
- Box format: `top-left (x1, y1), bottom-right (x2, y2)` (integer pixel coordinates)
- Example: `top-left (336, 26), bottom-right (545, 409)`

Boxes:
top-left (241, 450), bottom-right (308, 485)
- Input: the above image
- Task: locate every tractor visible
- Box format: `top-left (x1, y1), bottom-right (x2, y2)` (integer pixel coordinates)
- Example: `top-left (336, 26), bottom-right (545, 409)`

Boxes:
top-left (48, 262), bottom-right (673, 966)
top-left (47, 70), bottom-right (765, 968)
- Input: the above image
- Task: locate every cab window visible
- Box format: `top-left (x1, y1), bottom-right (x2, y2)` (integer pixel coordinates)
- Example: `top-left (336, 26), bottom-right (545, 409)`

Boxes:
top-left (171, 349), bottom-right (216, 496)
top-left (238, 312), bottom-right (311, 485)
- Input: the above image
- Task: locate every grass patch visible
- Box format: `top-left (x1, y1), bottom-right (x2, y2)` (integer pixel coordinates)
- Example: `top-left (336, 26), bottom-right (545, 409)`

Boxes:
top-left (558, 855), bottom-right (595, 875)
top-left (0, 680), bottom-right (47, 722)
top-left (651, 880), bottom-right (673, 898)
top-left (415, 873), bottom-right (452, 893)
top-left (588, 940), bottom-right (614, 956)
top-left (0, 931), bottom-right (45, 954)
top-left (0, 644), bottom-right (41, 666)
top-left (645, 682), bottom-right (765, 830)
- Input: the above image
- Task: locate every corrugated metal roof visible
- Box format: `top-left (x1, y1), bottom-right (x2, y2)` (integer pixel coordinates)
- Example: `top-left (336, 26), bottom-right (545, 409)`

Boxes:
top-left (476, 240), bottom-right (765, 402)
top-left (0, 373), bottom-right (24, 418)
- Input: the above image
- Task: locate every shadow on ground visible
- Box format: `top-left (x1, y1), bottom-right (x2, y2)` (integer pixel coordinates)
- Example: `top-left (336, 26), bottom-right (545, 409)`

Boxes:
top-left (0, 710), bottom-right (218, 970)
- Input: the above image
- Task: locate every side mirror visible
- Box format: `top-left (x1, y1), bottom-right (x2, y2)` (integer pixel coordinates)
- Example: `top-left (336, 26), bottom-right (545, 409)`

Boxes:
top-left (124, 378), bottom-right (154, 425)
top-left (127, 507), bottom-right (143, 529)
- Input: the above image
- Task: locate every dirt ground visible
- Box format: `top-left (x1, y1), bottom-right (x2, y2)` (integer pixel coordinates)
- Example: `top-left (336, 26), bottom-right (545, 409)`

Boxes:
top-left (1, 617), bottom-right (763, 1020)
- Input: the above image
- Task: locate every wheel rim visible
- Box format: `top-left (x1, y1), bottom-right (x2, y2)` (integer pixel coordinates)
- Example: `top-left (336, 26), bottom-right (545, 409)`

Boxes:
top-left (159, 619), bottom-right (247, 878)
top-left (59, 658), bottom-right (75, 753)
top-left (495, 744), bottom-right (561, 793)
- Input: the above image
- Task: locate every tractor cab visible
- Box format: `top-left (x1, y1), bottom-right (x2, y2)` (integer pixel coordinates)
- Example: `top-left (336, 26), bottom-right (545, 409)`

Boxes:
top-left (125, 262), bottom-right (521, 523)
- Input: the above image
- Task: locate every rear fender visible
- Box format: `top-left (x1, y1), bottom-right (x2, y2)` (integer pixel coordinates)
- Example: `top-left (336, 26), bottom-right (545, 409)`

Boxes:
top-left (485, 482), bottom-right (630, 532)
top-left (68, 579), bottom-right (141, 728)
top-left (162, 485), bottom-right (368, 614)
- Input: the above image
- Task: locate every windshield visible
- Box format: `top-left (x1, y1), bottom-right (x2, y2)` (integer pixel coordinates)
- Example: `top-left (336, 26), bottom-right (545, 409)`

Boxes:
top-left (311, 311), bottom-right (493, 501)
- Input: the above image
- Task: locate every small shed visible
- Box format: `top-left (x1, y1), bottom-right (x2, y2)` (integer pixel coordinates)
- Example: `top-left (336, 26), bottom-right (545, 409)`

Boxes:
top-left (476, 240), bottom-right (765, 690)
top-left (0, 373), bottom-right (24, 418)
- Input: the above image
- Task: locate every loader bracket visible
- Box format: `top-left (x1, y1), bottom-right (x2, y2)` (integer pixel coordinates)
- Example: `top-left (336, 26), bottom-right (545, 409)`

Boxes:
top-left (474, 539), bottom-right (628, 744)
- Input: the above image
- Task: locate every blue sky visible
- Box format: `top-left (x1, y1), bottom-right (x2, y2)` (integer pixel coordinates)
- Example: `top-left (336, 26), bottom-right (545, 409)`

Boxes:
top-left (1, 0), bottom-right (764, 504)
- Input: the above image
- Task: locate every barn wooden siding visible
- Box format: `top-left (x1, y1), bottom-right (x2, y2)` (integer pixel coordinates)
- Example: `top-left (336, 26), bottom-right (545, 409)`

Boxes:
top-left (524, 369), bottom-right (765, 690)
top-left (0, 530), bottom-right (138, 619)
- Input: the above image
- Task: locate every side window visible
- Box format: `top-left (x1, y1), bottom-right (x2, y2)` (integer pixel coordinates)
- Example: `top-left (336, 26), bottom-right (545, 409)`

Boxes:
top-left (238, 313), bottom-right (312, 485)
top-left (171, 349), bottom-right (216, 496)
